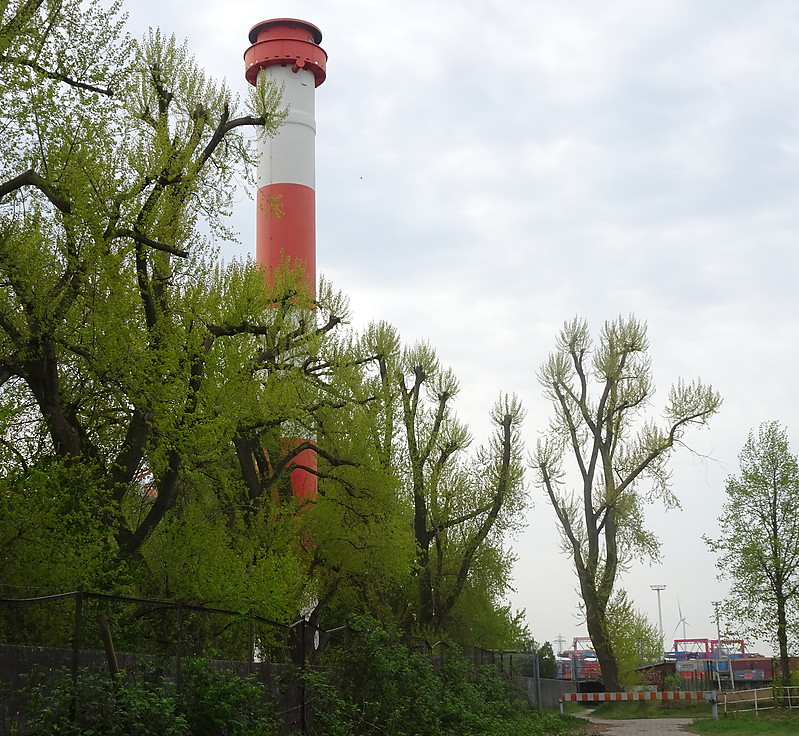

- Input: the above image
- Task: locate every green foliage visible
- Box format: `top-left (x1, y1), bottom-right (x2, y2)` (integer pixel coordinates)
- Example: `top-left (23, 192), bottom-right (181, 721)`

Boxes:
top-left (664, 672), bottom-right (688, 690)
top-left (24, 668), bottom-right (187, 736)
top-left (438, 557), bottom-right (530, 648)
top-left (22, 659), bottom-right (279, 736)
top-left (688, 709), bottom-right (799, 735)
top-left (306, 619), bottom-right (442, 736)
top-left (511, 641), bottom-right (556, 679)
top-left (590, 699), bottom-right (711, 720)
top-left (0, 0), bottom-right (363, 641)
top-left (537, 642), bottom-right (557, 679)
top-left (296, 320), bottom-right (530, 646)
top-left (345, 322), bottom-right (529, 638)
top-left (179, 659), bottom-right (278, 736)
top-left (705, 421), bottom-right (799, 684)
top-left (604, 589), bottom-right (663, 688)
top-left (302, 618), bottom-right (573, 736)
top-left (0, 0), bottom-right (529, 659)
top-left (0, 460), bottom-right (117, 599)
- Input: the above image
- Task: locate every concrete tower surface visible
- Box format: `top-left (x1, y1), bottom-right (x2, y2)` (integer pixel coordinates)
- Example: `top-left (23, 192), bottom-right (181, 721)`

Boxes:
top-left (244, 18), bottom-right (327, 298)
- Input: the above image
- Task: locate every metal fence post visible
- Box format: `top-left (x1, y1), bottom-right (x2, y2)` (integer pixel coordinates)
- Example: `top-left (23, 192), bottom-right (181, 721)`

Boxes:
top-left (300, 620), bottom-right (307, 735)
top-left (176, 600), bottom-right (183, 691)
top-left (248, 616), bottom-right (255, 673)
top-left (71, 590), bottom-right (84, 683)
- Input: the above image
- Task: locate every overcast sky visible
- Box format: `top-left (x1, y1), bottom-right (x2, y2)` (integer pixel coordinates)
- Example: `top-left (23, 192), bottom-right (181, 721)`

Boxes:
top-left (124, 0), bottom-right (799, 656)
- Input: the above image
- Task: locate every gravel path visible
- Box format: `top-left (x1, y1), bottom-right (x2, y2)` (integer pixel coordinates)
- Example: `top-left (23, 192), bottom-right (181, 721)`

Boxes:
top-left (582, 715), bottom-right (695, 735)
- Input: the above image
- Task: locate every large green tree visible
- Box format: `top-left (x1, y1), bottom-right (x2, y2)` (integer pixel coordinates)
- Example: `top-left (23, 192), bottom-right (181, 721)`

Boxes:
top-left (531, 316), bottom-right (721, 691)
top-left (0, 0), bottom-right (356, 623)
top-left (0, 0), bottom-right (533, 655)
top-left (706, 421), bottom-right (799, 685)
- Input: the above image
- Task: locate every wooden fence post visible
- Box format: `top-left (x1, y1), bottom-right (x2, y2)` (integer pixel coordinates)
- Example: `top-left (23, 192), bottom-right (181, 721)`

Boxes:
top-left (98, 614), bottom-right (119, 678)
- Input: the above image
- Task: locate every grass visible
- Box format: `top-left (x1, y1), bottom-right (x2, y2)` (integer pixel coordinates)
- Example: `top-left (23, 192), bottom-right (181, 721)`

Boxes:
top-left (686, 709), bottom-right (799, 735)
top-left (560, 702), bottom-right (589, 716)
top-left (586, 699), bottom-right (713, 719)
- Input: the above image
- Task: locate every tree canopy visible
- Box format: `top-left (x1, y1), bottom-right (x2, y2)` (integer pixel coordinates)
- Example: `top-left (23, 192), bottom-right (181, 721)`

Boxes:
top-left (0, 0), bottom-right (350, 624)
top-left (307, 322), bottom-right (530, 645)
top-left (604, 589), bottom-right (663, 688)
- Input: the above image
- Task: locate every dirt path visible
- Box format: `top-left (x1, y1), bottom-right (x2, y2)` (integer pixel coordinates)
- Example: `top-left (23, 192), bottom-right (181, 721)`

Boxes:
top-left (581, 715), bottom-right (695, 735)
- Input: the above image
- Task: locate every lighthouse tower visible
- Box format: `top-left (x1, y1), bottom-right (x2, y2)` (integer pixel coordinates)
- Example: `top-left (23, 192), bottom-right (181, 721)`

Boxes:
top-left (244, 18), bottom-right (327, 298)
top-left (244, 19), bottom-right (327, 502)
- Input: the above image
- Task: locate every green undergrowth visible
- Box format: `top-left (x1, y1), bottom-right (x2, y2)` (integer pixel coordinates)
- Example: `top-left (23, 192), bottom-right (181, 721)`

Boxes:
top-left (301, 617), bottom-right (580, 736)
top-left (686, 709), bottom-right (799, 735)
top-left (589, 699), bottom-right (713, 719)
top-left (560, 701), bottom-right (588, 715)
top-left (19, 658), bottom-right (279, 736)
top-left (14, 620), bottom-right (591, 736)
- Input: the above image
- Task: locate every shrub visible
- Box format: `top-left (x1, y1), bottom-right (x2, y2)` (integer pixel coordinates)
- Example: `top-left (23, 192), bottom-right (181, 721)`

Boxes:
top-left (180, 659), bottom-right (278, 736)
top-left (302, 617), bottom-right (573, 736)
top-left (24, 669), bottom-right (186, 736)
top-left (22, 660), bottom-right (279, 736)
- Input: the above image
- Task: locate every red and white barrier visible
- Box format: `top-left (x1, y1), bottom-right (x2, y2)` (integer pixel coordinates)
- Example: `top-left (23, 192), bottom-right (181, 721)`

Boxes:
top-left (561, 691), bottom-right (712, 703)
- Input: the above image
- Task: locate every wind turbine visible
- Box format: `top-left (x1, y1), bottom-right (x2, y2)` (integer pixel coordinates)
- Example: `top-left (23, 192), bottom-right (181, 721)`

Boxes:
top-left (673, 600), bottom-right (690, 641)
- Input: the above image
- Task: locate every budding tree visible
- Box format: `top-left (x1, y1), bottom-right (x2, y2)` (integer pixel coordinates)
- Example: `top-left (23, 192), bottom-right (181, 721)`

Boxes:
top-left (0, 0), bottom-right (352, 623)
top-left (531, 316), bottom-right (721, 692)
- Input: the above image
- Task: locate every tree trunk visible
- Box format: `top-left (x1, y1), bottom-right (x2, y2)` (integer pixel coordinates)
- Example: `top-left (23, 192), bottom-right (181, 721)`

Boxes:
top-left (25, 350), bottom-right (84, 457)
top-left (414, 520), bottom-right (436, 631)
top-left (776, 592), bottom-right (791, 686)
top-left (580, 571), bottom-right (622, 692)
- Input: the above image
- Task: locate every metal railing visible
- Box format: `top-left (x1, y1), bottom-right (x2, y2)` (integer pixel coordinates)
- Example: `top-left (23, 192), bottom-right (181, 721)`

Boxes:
top-left (721, 685), bottom-right (799, 714)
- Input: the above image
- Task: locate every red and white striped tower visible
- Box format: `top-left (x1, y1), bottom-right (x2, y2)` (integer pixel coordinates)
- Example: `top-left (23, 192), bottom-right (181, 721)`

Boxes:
top-left (244, 18), bottom-right (327, 298)
top-left (244, 19), bottom-right (327, 504)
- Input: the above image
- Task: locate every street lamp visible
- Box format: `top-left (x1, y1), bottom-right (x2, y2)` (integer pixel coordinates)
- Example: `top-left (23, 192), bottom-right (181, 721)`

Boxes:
top-left (651, 585), bottom-right (666, 649)
top-left (712, 601), bottom-right (723, 689)
top-left (712, 601), bottom-right (734, 690)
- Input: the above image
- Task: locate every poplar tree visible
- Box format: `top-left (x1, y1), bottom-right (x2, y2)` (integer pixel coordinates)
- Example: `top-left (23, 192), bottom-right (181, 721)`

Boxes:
top-left (531, 316), bottom-right (720, 692)
top-left (358, 323), bottom-right (528, 640)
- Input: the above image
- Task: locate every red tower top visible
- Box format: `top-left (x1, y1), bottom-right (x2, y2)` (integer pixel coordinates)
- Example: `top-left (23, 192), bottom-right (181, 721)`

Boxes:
top-left (244, 18), bottom-right (327, 88)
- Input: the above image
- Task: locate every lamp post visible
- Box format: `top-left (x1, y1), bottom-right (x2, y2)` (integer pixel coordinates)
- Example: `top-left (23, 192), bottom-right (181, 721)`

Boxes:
top-left (712, 601), bottom-right (723, 689)
top-left (712, 601), bottom-right (734, 690)
top-left (651, 585), bottom-right (666, 651)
